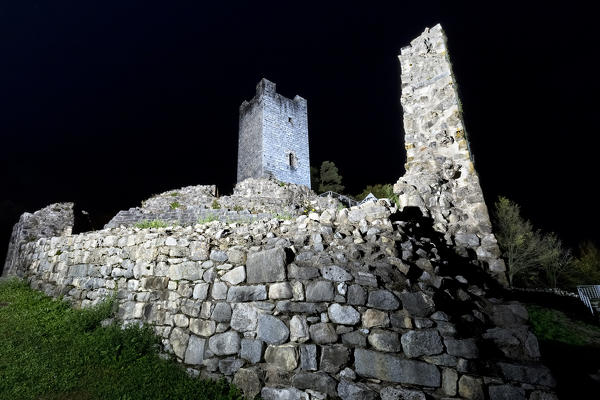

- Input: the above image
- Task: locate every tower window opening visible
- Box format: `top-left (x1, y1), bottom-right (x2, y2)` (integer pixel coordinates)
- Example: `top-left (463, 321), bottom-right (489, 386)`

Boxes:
top-left (288, 152), bottom-right (297, 169)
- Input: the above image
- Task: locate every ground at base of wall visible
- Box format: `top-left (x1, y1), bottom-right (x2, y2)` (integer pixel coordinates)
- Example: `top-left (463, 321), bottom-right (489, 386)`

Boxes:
top-left (0, 279), bottom-right (244, 400)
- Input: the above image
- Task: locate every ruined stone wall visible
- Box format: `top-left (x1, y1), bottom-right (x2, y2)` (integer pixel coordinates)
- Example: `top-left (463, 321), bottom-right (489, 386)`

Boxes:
top-left (2, 203), bottom-right (73, 277)
top-left (394, 24), bottom-right (507, 284)
top-left (12, 201), bottom-right (557, 400)
top-left (238, 79), bottom-right (311, 188)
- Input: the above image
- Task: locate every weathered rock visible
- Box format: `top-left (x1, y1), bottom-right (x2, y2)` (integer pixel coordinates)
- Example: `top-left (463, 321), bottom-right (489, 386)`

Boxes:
top-left (227, 285), bottom-right (267, 302)
top-left (221, 266), bottom-right (246, 285)
top-left (189, 319), bottom-right (216, 337)
top-left (342, 330), bottom-right (367, 347)
top-left (367, 289), bottom-right (400, 310)
top-left (490, 304), bottom-right (529, 327)
top-left (337, 379), bottom-right (378, 400)
top-left (261, 387), bottom-right (308, 400)
top-left (246, 247), bottom-right (287, 283)
top-left (184, 335), bottom-right (205, 365)
top-left (309, 323), bottom-right (338, 344)
top-left (346, 284), bottom-right (366, 305)
top-left (354, 348), bottom-right (441, 386)
top-left (401, 329), bottom-right (443, 358)
top-left (269, 282), bottom-right (293, 299)
top-left (208, 331), bottom-right (240, 356)
top-left (321, 265), bottom-right (353, 281)
top-left (497, 362), bottom-right (556, 387)
top-left (290, 315), bottom-right (310, 342)
top-left (240, 338), bottom-right (263, 364)
top-left (380, 386), bottom-right (426, 400)
top-left (230, 303), bottom-right (259, 332)
top-left (441, 367), bottom-right (458, 396)
top-left (218, 357), bottom-right (244, 375)
top-left (265, 344), bottom-right (298, 371)
top-left (400, 291), bottom-right (435, 317)
top-left (291, 372), bottom-right (338, 397)
top-left (368, 329), bottom-right (402, 352)
top-left (458, 375), bottom-right (484, 400)
top-left (305, 281), bottom-right (334, 302)
top-left (170, 327), bottom-right (189, 359)
top-left (257, 314), bottom-right (289, 345)
top-left (362, 309), bottom-right (389, 328)
top-left (444, 338), bottom-right (479, 359)
top-left (328, 303), bottom-right (360, 325)
top-left (488, 384), bottom-right (526, 400)
top-left (300, 344), bottom-right (317, 371)
top-left (211, 281), bottom-right (228, 299)
top-left (320, 344), bottom-right (350, 373)
top-left (211, 302), bottom-right (232, 322)
top-left (233, 368), bottom-right (261, 399)
top-left (210, 249), bottom-right (228, 262)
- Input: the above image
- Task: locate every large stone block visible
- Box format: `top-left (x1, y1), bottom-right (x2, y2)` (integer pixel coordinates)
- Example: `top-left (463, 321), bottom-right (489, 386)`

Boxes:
top-left (184, 335), bottom-right (206, 365)
top-left (401, 329), bottom-right (443, 358)
top-left (257, 314), bottom-right (289, 345)
top-left (246, 247), bottom-right (287, 283)
top-left (354, 348), bottom-right (440, 386)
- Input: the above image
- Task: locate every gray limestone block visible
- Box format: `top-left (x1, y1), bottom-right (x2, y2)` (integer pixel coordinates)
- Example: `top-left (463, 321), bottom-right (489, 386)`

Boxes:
top-left (305, 280), bottom-right (334, 302)
top-left (276, 301), bottom-right (327, 314)
top-left (337, 379), bottom-right (378, 400)
top-left (291, 372), bottom-right (338, 398)
top-left (218, 357), bottom-right (245, 375)
top-left (209, 250), bottom-right (229, 263)
top-left (458, 375), bottom-right (484, 400)
top-left (367, 289), bottom-right (400, 310)
top-left (488, 384), bottom-right (526, 400)
top-left (233, 368), bottom-right (261, 399)
top-left (184, 335), bottom-right (206, 365)
top-left (319, 344), bottom-right (350, 373)
top-left (240, 338), bottom-right (263, 364)
top-left (226, 285), bottom-right (267, 302)
top-left (300, 344), bottom-right (317, 371)
top-left (346, 284), bottom-right (366, 305)
top-left (257, 314), bottom-right (289, 345)
top-left (211, 302), bottom-right (232, 322)
top-left (288, 263), bottom-right (320, 280)
top-left (320, 265), bottom-right (353, 282)
top-left (264, 344), bottom-right (298, 371)
top-left (327, 303), bottom-right (360, 325)
top-left (400, 291), bottom-right (435, 317)
top-left (246, 247), bottom-right (287, 283)
top-left (380, 386), bottom-right (426, 400)
top-left (401, 329), bottom-right (443, 358)
top-left (341, 330), bottom-right (367, 348)
top-left (354, 348), bottom-right (441, 386)
top-left (230, 303), bottom-right (259, 332)
top-left (208, 331), bottom-right (240, 356)
top-left (497, 362), bottom-right (556, 387)
top-left (368, 329), bottom-right (402, 352)
top-left (444, 338), bottom-right (479, 359)
top-left (308, 322), bottom-right (338, 344)
top-left (260, 386), bottom-right (309, 400)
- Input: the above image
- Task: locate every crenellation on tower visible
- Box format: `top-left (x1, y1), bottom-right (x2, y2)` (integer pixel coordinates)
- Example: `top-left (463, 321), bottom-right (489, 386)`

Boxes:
top-left (237, 78), bottom-right (311, 187)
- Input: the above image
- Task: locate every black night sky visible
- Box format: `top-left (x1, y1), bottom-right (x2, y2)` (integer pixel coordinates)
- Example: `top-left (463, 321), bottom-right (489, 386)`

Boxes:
top-left (1, 1), bottom-right (598, 266)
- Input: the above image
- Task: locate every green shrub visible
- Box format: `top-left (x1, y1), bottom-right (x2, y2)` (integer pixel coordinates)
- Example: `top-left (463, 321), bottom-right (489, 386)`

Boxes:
top-left (211, 200), bottom-right (221, 209)
top-left (232, 205), bottom-right (244, 212)
top-left (169, 201), bottom-right (181, 210)
top-left (135, 220), bottom-right (169, 229)
top-left (0, 278), bottom-right (243, 400)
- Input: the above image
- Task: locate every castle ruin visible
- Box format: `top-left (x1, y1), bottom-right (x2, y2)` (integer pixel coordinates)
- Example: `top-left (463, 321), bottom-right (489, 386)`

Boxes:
top-left (237, 78), bottom-right (311, 187)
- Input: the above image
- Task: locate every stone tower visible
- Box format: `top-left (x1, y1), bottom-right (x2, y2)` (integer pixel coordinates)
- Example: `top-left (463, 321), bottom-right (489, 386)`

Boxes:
top-left (394, 24), bottom-right (507, 284)
top-left (237, 78), bottom-right (311, 187)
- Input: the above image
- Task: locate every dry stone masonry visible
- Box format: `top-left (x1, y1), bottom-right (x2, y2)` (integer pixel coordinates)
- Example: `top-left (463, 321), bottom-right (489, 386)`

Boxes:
top-left (393, 24), bottom-right (507, 285)
top-left (2, 25), bottom-right (559, 400)
top-left (237, 79), bottom-right (311, 187)
top-left (8, 198), bottom-right (557, 399)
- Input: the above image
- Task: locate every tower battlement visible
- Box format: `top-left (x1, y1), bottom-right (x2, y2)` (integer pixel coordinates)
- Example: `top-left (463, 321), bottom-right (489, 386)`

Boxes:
top-left (237, 78), bottom-right (311, 187)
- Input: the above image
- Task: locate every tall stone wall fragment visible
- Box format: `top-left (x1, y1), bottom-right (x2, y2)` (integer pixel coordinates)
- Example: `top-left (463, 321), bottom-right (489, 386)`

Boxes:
top-left (237, 78), bottom-right (311, 187)
top-left (2, 202), bottom-right (74, 277)
top-left (394, 24), bottom-right (507, 284)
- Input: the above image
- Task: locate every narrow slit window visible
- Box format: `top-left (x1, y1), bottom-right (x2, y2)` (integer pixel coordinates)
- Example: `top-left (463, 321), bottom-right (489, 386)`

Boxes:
top-left (288, 152), bottom-right (297, 169)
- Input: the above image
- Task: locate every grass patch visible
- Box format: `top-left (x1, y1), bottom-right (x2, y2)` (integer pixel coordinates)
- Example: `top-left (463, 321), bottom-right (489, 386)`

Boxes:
top-left (197, 215), bottom-right (218, 224)
top-left (169, 192), bottom-right (180, 197)
top-left (169, 201), bottom-right (181, 210)
top-left (528, 305), bottom-right (600, 346)
top-left (0, 279), bottom-right (243, 400)
top-left (211, 200), bottom-right (221, 210)
top-left (134, 220), bottom-right (170, 229)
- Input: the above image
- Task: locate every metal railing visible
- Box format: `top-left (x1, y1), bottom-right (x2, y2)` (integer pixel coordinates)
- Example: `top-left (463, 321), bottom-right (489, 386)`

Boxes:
top-left (577, 285), bottom-right (600, 314)
top-left (318, 191), bottom-right (358, 207)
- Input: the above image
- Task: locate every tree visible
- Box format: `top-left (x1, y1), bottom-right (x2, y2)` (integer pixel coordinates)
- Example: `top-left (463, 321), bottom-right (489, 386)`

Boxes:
top-left (537, 233), bottom-right (573, 288)
top-left (493, 196), bottom-right (542, 286)
top-left (310, 166), bottom-right (321, 192)
top-left (569, 241), bottom-right (600, 287)
top-left (318, 161), bottom-right (344, 193)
